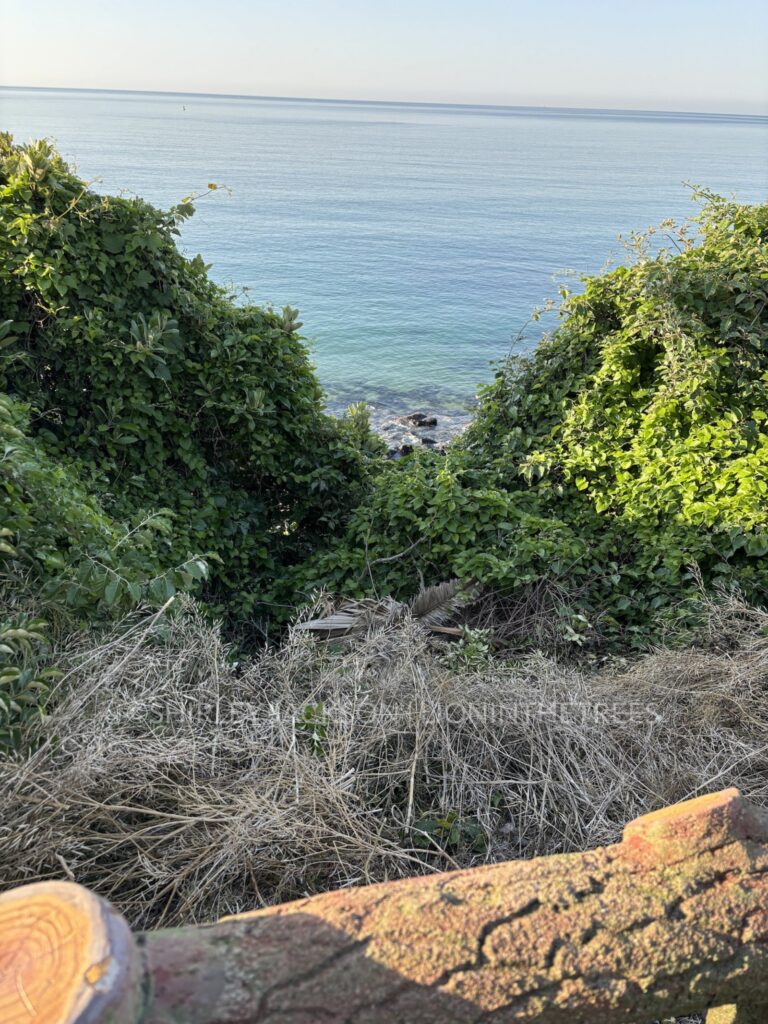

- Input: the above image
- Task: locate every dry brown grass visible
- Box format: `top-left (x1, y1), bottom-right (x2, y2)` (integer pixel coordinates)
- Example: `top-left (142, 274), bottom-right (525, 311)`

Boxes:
top-left (1, 595), bottom-right (767, 930)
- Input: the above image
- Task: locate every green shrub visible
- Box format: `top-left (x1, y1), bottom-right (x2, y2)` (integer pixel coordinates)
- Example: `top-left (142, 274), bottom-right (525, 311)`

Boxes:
top-left (303, 193), bottom-right (768, 649)
top-left (0, 615), bottom-right (54, 751)
top-left (0, 391), bottom-right (210, 749)
top-left (0, 393), bottom-right (206, 615)
top-left (0, 135), bottom-right (381, 633)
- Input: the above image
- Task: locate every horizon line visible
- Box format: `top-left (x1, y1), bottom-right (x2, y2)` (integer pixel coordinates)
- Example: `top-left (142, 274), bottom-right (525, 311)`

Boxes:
top-left (1, 83), bottom-right (766, 121)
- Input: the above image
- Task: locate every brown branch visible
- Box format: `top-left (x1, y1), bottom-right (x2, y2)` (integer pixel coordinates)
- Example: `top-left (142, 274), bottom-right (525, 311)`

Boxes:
top-left (2, 789), bottom-right (767, 1022)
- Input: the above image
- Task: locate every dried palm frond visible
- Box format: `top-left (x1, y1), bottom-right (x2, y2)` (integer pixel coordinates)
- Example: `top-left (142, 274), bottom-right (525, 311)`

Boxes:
top-left (295, 581), bottom-right (473, 638)
top-left (295, 596), bottom-right (404, 637)
top-left (409, 579), bottom-right (470, 627)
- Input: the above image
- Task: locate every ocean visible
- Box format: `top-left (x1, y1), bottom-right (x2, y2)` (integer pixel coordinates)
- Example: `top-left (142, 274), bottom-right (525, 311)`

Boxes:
top-left (1, 86), bottom-right (767, 418)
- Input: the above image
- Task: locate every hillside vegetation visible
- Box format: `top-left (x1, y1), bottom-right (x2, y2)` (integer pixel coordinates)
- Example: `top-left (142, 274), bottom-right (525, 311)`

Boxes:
top-left (306, 193), bottom-right (768, 649)
top-left (0, 134), bottom-right (381, 625)
top-left (0, 135), bottom-right (379, 745)
top-left (0, 135), bottom-right (767, 755)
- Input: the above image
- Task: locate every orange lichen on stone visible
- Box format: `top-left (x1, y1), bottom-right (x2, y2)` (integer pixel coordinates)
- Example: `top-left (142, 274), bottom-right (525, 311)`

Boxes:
top-left (621, 788), bottom-right (768, 867)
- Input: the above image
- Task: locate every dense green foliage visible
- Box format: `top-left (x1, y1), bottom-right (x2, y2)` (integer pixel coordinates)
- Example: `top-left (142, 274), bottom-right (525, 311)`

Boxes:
top-left (0, 136), bottom-right (380, 635)
top-left (305, 194), bottom-right (768, 648)
top-left (0, 136), bottom-right (382, 746)
top-left (2, 132), bottom-right (767, 746)
top-left (0, 390), bottom-right (208, 745)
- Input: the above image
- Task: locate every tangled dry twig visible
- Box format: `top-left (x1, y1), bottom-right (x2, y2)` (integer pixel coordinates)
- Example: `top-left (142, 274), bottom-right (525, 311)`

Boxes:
top-left (0, 595), bottom-right (767, 934)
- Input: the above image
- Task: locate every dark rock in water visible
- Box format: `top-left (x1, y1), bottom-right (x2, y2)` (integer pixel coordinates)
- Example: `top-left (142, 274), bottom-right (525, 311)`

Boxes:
top-left (397, 412), bottom-right (438, 428)
top-left (386, 434), bottom-right (444, 457)
top-left (388, 443), bottom-right (414, 460)
top-left (379, 411), bottom-right (471, 455)
top-left (329, 400), bottom-right (473, 456)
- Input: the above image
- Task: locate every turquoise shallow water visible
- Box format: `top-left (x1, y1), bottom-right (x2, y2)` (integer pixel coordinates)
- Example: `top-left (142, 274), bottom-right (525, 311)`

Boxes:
top-left (1, 87), bottom-right (767, 412)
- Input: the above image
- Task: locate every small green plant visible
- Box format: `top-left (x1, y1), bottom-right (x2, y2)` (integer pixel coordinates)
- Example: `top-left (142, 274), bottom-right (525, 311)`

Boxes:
top-left (409, 810), bottom-right (488, 855)
top-left (561, 612), bottom-right (592, 646)
top-left (297, 701), bottom-right (328, 756)
top-left (444, 626), bottom-right (493, 668)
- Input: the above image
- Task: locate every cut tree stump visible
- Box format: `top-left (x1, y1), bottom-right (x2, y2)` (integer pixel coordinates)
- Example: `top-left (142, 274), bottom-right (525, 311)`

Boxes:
top-left (0, 881), bottom-right (141, 1024)
top-left (2, 788), bottom-right (768, 1022)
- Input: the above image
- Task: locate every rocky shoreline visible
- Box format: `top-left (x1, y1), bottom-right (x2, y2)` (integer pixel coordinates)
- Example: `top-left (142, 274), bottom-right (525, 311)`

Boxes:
top-left (371, 407), bottom-right (474, 457)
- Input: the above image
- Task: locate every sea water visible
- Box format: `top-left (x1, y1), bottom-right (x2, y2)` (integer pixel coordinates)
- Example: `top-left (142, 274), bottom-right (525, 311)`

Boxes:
top-left (1, 87), bottom-right (767, 416)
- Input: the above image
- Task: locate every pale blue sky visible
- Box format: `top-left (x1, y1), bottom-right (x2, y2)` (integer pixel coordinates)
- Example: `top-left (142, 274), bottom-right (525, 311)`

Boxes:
top-left (2, 0), bottom-right (767, 114)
